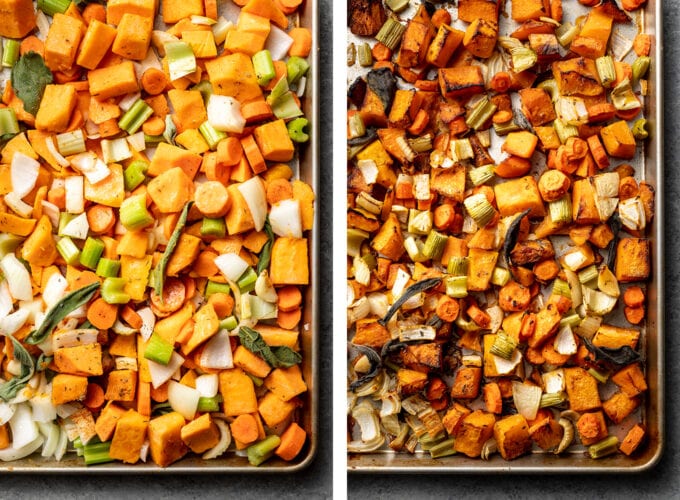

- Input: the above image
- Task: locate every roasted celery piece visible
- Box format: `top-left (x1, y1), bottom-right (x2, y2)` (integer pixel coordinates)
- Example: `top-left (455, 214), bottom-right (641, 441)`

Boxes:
top-left (447, 256), bottom-right (469, 276)
top-left (588, 436), bottom-right (619, 459)
top-left (549, 196), bottom-right (572, 224)
top-left (632, 118), bottom-right (649, 140)
top-left (422, 230), bottom-right (447, 261)
top-left (552, 278), bottom-right (571, 298)
top-left (465, 97), bottom-right (497, 131)
top-left (469, 164), bottom-right (495, 186)
top-left (358, 43), bottom-right (373, 67)
top-left (632, 56), bottom-right (650, 84)
top-left (375, 17), bottom-right (406, 51)
top-left (490, 331), bottom-right (517, 360)
top-left (596, 56), bottom-right (616, 88)
top-left (464, 193), bottom-right (496, 228)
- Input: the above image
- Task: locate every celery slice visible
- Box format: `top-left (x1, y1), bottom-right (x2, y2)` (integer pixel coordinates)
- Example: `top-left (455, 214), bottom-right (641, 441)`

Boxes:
top-left (165, 41), bottom-right (196, 81)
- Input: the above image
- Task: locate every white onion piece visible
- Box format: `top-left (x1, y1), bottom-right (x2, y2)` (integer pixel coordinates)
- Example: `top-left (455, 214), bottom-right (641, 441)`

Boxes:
top-left (167, 380), bottom-right (200, 420)
top-left (30, 391), bottom-right (57, 423)
top-left (127, 131), bottom-right (146, 152)
top-left (4, 192), bottom-right (33, 218)
top-left (207, 94), bottom-right (245, 133)
top-left (0, 435), bottom-right (44, 461)
top-left (137, 307), bottom-right (156, 341)
top-left (54, 425), bottom-right (68, 461)
top-left (118, 92), bottom-right (141, 112)
top-left (9, 403), bottom-right (39, 450)
top-left (554, 325), bottom-right (577, 355)
top-left (148, 352), bottom-right (184, 389)
top-left (493, 349), bottom-right (522, 375)
top-left (254, 271), bottom-right (278, 303)
top-left (40, 200), bottom-right (60, 228)
top-left (1, 253), bottom-right (32, 301)
top-left (52, 329), bottom-right (99, 351)
top-left (56, 403), bottom-right (81, 419)
top-left (266, 25), bottom-right (294, 61)
top-left (38, 421), bottom-right (60, 458)
top-left (43, 272), bottom-right (68, 310)
top-left (214, 253), bottom-right (249, 282)
top-left (195, 374), bottom-right (219, 398)
top-left (35, 10), bottom-right (49, 40)
top-left (112, 319), bottom-right (137, 336)
top-left (139, 439), bottom-right (150, 462)
top-left (60, 212), bottom-right (90, 240)
top-left (11, 151), bottom-right (40, 199)
top-left (512, 381), bottom-right (542, 420)
top-left (237, 177), bottom-right (267, 231)
top-left (542, 369), bottom-right (565, 394)
top-left (45, 136), bottom-right (70, 168)
top-left (70, 152), bottom-right (111, 185)
top-left (0, 281), bottom-right (12, 318)
top-left (0, 401), bottom-right (15, 425)
top-left (64, 176), bottom-right (85, 214)
top-left (269, 199), bottom-right (302, 238)
top-left (199, 330), bottom-right (233, 369)
top-left (202, 418), bottom-right (231, 459)
top-left (0, 308), bottom-right (30, 336)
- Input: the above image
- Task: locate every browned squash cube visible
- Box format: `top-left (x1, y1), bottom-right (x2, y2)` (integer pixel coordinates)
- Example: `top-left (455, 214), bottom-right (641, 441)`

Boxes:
top-left (453, 409), bottom-right (496, 457)
top-left (552, 57), bottom-right (603, 97)
top-left (438, 66), bottom-right (485, 100)
top-left (396, 19), bottom-right (434, 68)
top-left (511, 0), bottom-right (547, 22)
top-left (592, 324), bottom-right (640, 350)
top-left (148, 411), bottom-right (188, 467)
top-left (611, 363), bottom-right (648, 397)
top-left (529, 415), bottom-right (564, 451)
top-left (450, 366), bottom-right (482, 399)
top-left (426, 25), bottom-right (464, 68)
top-left (442, 402), bottom-right (472, 436)
top-left (397, 368), bottom-right (428, 395)
top-left (493, 414), bottom-right (532, 460)
top-left (494, 176), bottom-right (545, 218)
top-left (370, 213), bottom-right (405, 261)
top-left (564, 367), bottom-right (601, 412)
top-left (401, 343), bottom-right (443, 372)
top-left (519, 88), bottom-right (557, 126)
top-left (458, 0), bottom-right (500, 23)
top-left (352, 318), bottom-right (391, 350)
top-left (463, 19), bottom-right (498, 59)
top-left (615, 238), bottom-right (650, 283)
top-left (603, 391), bottom-right (640, 424)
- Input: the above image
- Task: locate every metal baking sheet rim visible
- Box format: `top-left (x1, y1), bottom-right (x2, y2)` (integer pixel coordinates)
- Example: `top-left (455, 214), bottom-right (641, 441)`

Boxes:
top-left (0, 0), bottom-right (320, 474)
top-left (348, 0), bottom-right (665, 474)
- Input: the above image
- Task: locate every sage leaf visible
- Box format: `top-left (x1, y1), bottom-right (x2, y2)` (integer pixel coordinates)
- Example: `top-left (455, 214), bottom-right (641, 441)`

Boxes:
top-left (11, 52), bottom-right (53, 116)
top-left (0, 336), bottom-right (35, 402)
top-left (239, 326), bottom-right (301, 368)
top-left (26, 281), bottom-right (100, 345)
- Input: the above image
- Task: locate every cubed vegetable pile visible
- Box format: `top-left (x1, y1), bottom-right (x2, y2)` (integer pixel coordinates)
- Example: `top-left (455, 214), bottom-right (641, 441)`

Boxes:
top-left (347, 0), bottom-right (653, 461)
top-left (0, 0), bottom-right (313, 467)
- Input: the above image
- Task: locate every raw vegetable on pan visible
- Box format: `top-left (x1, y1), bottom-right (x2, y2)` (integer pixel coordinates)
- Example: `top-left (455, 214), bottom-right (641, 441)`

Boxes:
top-left (347, 0), bottom-right (654, 461)
top-left (0, 0), bottom-right (314, 468)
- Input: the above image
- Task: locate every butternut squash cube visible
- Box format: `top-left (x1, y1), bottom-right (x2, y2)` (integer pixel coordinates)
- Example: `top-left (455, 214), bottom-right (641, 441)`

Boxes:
top-left (458, 0), bottom-right (500, 23)
top-left (76, 20), bottom-right (118, 70)
top-left (614, 238), bottom-right (650, 282)
top-left (258, 391), bottom-right (297, 427)
top-left (105, 369), bottom-right (137, 402)
top-left (270, 237), bottom-right (309, 285)
top-left (109, 409), bottom-right (149, 464)
top-left (84, 163), bottom-right (126, 207)
top-left (182, 303), bottom-right (220, 354)
top-left (0, 0), bottom-right (36, 38)
top-left (611, 363), bottom-right (648, 397)
top-left (454, 409), bottom-right (496, 458)
top-left (44, 13), bottom-right (84, 72)
top-left (54, 343), bottom-right (103, 376)
top-left (254, 119), bottom-right (295, 162)
top-left (602, 391), bottom-right (640, 424)
top-left (257, 324), bottom-right (299, 349)
top-left (88, 61), bottom-right (140, 100)
top-left (205, 53), bottom-right (263, 103)
top-left (494, 176), bottom-right (545, 218)
top-left (438, 66), bottom-right (485, 99)
top-left (511, 0), bottom-right (547, 22)
top-left (237, 11), bottom-right (271, 38)
top-left (442, 402), bottom-right (472, 436)
top-left (352, 318), bottom-right (391, 350)
top-left (51, 374), bottom-right (88, 405)
top-left (552, 57), bottom-right (603, 97)
top-left (600, 120), bottom-right (636, 159)
top-left (181, 413), bottom-right (220, 453)
top-left (233, 345), bottom-right (272, 378)
top-left (467, 248), bottom-right (499, 291)
top-left (147, 166), bottom-right (194, 213)
top-left (120, 255), bottom-right (153, 302)
top-left (107, 0), bottom-right (156, 26)
top-left (168, 89), bottom-right (207, 132)
top-left (162, 0), bottom-right (203, 24)
top-left (564, 367), bottom-right (601, 412)
top-left (95, 402), bottom-right (127, 442)
top-left (21, 215), bottom-right (57, 267)
top-left (493, 414), bottom-right (532, 460)
top-left (181, 30), bottom-right (218, 58)
top-left (396, 19), bottom-right (434, 68)
top-left (35, 84), bottom-right (77, 133)
top-left (463, 19), bottom-right (498, 59)
top-left (147, 142), bottom-right (202, 178)
top-left (224, 29), bottom-right (267, 56)
top-left (264, 364), bottom-right (307, 402)
top-left (220, 368), bottom-right (258, 416)
top-left (148, 411), bottom-right (188, 467)
top-left (112, 13), bottom-right (153, 61)
top-left (426, 24), bottom-right (465, 68)
top-left (225, 184), bottom-right (256, 235)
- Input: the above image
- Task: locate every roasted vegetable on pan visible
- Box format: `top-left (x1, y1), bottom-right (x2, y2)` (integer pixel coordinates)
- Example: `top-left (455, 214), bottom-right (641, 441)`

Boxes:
top-left (347, 0), bottom-right (654, 462)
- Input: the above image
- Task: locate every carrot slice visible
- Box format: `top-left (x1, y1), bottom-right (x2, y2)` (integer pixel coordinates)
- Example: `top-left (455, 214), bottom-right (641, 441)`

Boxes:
top-left (87, 204), bottom-right (116, 234)
top-left (87, 297), bottom-right (119, 330)
top-left (83, 383), bottom-right (105, 410)
top-left (275, 422), bottom-right (306, 461)
top-left (277, 285), bottom-right (302, 312)
top-left (230, 414), bottom-right (260, 444)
